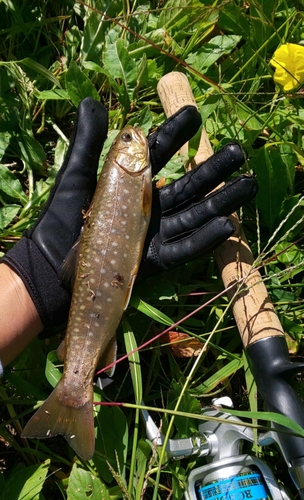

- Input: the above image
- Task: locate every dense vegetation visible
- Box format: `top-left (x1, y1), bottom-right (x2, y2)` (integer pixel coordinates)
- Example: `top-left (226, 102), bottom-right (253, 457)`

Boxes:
top-left (0, 1), bottom-right (303, 498)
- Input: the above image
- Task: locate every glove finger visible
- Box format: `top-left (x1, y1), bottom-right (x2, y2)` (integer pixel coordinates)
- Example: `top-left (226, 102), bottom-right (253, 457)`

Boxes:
top-left (30, 97), bottom-right (108, 272)
top-left (160, 175), bottom-right (257, 241)
top-left (148, 105), bottom-right (202, 176)
top-left (159, 217), bottom-right (235, 270)
top-left (159, 143), bottom-right (246, 214)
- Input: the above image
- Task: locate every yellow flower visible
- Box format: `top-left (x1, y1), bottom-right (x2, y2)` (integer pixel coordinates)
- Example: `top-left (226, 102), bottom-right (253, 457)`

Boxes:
top-left (270, 43), bottom-right (304, 91)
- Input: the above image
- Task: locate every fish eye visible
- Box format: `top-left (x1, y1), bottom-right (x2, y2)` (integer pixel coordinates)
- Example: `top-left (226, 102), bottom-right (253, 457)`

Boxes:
top-left (122, 132), bottom-right (132, 142)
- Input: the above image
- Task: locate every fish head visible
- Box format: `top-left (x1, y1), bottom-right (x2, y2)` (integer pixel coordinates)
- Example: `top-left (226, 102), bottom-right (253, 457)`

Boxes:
top-left (113, 125), bottom-right (150, 174)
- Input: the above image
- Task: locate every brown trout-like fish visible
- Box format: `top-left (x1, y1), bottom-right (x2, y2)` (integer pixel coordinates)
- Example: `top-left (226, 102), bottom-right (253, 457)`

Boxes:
top-left (22, 125), bottom-right (152, 460)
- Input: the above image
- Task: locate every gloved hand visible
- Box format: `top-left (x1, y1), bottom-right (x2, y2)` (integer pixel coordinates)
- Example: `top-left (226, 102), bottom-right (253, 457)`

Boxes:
top-left (1, 96), bottom-right (257, 329)
top-left (138, 140), bottom-right (257, 280)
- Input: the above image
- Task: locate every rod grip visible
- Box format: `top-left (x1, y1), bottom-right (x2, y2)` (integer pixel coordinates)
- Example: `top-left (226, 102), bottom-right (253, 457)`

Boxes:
top-left (157, 72), bottom-right (284, 348)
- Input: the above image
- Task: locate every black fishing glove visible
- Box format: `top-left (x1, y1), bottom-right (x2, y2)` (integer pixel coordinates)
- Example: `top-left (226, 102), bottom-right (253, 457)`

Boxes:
top-left (138, 141), bottom-right (257, 280)
top-left (1, 97), bottom-right (256, 328)
top-left (2, 97), bottom-right (108, 327)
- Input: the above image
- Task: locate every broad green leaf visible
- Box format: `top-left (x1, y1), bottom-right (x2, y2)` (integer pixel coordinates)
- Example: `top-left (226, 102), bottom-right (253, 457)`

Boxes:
top-left (82, 60), bottom-right (120, 94)
top-left (67, 463), bottom-right (111, 500)
top-left (93, 405), bottom-right (128, 484)
top-left (2, 459), bottom-right (50, 500)
top-left (53, 136), bottom-right (69, 174)
top-left (276, 242), bottom-right (304, 266)
top-left (65, 60), bottom-right (99, 107)
top-left (45, 350), bottom-right (62, 388)
top-left (0, 165), bottom-right (27, 204)
top-left (128, 105), bottom-right (153, 135)
top-left (254, 146), bottom-right (289, 231)
top-left (17, 131), bottom-right (47, 176)
top-left (34, 89), bottom-right (69, 100)
top-left (103, 39), bottom-right (138, 112)
top-left (0, 131), bottom-right (11, 161)
top-left (168, 381), bottom-right (201, 438)
top-left (0, 204), bottom-right (20, 229)
top-left (274, 195), bottom-right (304, 242)
top-left (186, 35), bottom-right (241, 72)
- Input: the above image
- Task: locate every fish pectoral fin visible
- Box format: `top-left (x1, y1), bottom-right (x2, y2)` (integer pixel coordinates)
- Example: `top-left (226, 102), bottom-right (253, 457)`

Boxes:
top-left (123, 274), bottom-right (137, 311)
top-left (56, 339), bottom-right (66, 362)
top-left (141, 167), bottom-right (152, 217)
top-left (59, 237), bottom-right (81, 288)
top-left (98, 336), bottom-right (117, 378)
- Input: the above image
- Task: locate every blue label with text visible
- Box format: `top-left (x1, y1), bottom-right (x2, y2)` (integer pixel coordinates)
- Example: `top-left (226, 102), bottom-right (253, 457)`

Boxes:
top-left (196, 473), bottom-right (268, 500)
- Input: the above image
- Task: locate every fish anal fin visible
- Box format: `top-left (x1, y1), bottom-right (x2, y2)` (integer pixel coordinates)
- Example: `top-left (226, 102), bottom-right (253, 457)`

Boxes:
top-left (98, 336), bottom-right (117, 377)
top-left (21, 380), bottom-right (95, 461)
top-left (123, 274), bottom-right (137, 310)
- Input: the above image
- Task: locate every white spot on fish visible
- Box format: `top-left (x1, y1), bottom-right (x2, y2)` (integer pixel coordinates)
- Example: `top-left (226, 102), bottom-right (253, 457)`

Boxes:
top-left (123, 189), bottom-right (130, 194)
top-left (70, 435), bottom-right (75, 439)
top-left (96, 291), bottom-right (102, 297)
top-left (100, 268), bottom-right (106, 275)
top-left (125, 235), bottom-right (130, 239)
top-left (104, 282), bottom-right (109, 288)
top-left (95, 257), bottom-right (100, 263)
top-left (80, 305), bottom-right (86, 310)
top-left (94, 322), bottom-right (99, 327)
top-left (121, 221), bottom-right (126, 225)
top-left (110, 259), bottom-right (116, 265)
top-left (112, 242), bottom-right (118, 247)
top-left (123, 253), bottom-right (127, 258)
top-left (90, 278), bottom-right (96, 284)
top-left (88, 331), bottom-right (94, 337)
top-left (107, 298), bottom-right (112, 303)
top-left (46, 429), bottom-right (51, 437)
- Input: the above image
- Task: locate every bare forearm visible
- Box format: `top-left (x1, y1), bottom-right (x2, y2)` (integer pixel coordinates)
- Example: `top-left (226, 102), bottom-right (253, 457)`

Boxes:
top-left (0, 263), bottom-right (43, 367)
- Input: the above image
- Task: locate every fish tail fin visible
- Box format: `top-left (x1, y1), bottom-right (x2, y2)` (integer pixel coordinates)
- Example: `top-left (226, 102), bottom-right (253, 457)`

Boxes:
top-left (21, 380), bottom-right (95, 460)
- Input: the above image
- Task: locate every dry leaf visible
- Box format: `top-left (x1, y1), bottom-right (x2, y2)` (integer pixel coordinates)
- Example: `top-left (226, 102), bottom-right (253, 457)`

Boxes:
top-left (165, 331), bottom-right (203, 358)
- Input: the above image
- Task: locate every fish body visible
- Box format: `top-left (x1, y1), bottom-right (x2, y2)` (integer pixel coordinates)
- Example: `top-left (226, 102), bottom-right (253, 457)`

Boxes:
top-left (22, 126), bottom-right (152, 460)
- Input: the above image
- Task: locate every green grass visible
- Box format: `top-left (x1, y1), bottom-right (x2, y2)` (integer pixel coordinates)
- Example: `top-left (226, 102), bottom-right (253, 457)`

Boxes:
top-left (0, 0), bottom-right (304, 498)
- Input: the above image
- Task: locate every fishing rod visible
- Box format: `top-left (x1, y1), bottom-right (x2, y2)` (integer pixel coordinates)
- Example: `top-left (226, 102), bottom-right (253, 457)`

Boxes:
top-left (157, 71), bottom-right (304, 498)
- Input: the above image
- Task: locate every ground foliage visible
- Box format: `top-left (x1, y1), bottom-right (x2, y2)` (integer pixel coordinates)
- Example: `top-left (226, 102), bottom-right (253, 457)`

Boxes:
top-left (0, 0), bottom-right (304, 498)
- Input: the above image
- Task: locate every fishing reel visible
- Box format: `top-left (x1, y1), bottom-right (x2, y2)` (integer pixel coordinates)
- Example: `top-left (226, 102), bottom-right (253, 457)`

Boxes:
top-left (141, 397), bottom-right (291, 500)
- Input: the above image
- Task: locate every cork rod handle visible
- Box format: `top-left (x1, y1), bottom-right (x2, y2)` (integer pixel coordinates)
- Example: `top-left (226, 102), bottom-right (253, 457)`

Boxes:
top-left (157, 72), bottom-right (284, 348)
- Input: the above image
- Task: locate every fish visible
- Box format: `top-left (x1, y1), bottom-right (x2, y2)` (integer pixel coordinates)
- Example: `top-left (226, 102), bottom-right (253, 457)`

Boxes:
top-left (21, 125), bottom-right (152, 460)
